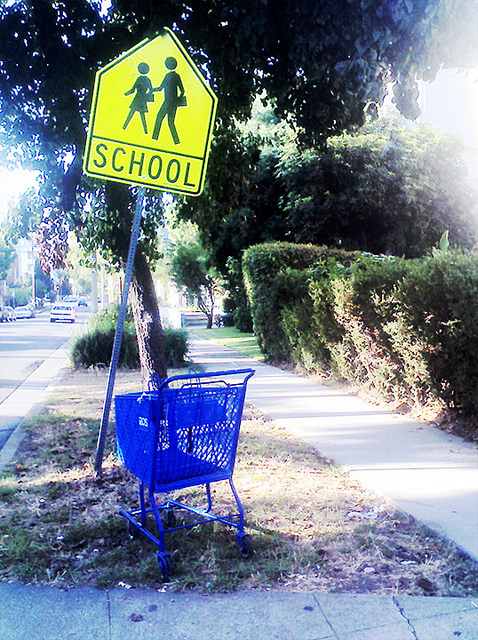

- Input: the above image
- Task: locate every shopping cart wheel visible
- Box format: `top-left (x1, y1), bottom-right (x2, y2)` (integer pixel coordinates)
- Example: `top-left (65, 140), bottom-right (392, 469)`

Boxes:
top-left (157, 551), bottom-right (172, 582)
top-left (236, 533), bottom-right (254, 559)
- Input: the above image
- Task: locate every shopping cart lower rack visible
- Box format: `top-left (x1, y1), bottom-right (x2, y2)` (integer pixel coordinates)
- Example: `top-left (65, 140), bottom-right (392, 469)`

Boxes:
top-left (115, 368), bottom-right (255, 581)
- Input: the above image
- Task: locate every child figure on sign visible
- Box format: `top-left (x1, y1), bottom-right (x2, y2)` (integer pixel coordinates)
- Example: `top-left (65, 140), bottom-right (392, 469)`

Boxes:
top-left (123, 62), bottom-right (154, 135)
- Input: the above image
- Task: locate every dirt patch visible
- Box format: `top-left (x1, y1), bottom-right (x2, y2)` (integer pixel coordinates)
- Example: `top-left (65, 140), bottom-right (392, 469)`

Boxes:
top-left (0, 367), bottom-right (477, 595)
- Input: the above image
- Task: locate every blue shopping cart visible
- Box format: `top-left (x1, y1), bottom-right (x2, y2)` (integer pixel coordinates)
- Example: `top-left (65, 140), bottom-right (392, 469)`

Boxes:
top-left (115, 368), bottom-right (255, 580)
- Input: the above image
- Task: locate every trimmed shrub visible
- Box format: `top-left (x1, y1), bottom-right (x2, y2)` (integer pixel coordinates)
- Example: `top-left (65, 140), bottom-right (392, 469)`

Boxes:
top-left (224, 257), bottom-right (254, 333)
top-left (243, 242), bottom-right (359, 362)
top-left (162, 327), bottom-right (189, 368)
top-left (323, 263), bottom-right (434, 404)
top-left (71, 307), bottom-right (189, 370)
top-left (397, 252), bottom-right (478, 411)
top-left (243, 242), bottom-right (478, 417)
top-left (347, 252), bottom-right (478, 411)
top-left (71, 307), bottom-right (139, 369)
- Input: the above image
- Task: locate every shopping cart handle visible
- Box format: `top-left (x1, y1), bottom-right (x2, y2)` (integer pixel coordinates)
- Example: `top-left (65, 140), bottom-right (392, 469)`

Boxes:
top-left (156, 368), bottom-right (255, 390)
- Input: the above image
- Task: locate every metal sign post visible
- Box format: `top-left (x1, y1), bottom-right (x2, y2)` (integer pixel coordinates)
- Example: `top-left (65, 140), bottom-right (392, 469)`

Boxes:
top-left (94, 187), bottom-right (145, 474)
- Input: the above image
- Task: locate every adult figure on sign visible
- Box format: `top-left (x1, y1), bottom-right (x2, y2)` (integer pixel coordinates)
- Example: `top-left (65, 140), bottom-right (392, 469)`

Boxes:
top-left (122, 62), bottom-right (154, 135)
top-left (152, 57), bottom-right (186, 144)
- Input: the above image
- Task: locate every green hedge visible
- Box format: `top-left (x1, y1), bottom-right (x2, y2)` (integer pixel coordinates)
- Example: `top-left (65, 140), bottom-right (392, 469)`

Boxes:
top-left (242, 242), bottom-right (360, 362)
top-left (243, 243), bottom-right (478, 415)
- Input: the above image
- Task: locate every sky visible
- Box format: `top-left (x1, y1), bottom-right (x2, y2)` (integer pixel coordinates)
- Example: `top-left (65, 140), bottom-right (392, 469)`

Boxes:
top-left (0, 167), bottom-right (38, 223)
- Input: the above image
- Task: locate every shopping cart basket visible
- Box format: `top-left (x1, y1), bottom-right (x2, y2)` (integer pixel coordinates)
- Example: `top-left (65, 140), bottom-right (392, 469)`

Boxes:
top-left (115, 368), bottom-right (255, 580)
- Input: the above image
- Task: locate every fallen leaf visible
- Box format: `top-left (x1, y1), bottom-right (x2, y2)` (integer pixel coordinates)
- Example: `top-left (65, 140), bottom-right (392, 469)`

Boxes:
top-left (130, 613), bottom-right (144, 622)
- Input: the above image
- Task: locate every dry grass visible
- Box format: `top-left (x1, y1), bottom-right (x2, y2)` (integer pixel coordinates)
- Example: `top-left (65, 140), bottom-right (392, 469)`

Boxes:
top-left (1, 368), bottom-right (477, 595)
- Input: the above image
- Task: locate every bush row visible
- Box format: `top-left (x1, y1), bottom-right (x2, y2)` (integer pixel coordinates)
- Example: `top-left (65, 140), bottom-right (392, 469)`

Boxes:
top-left (71, 307), bottom-right (189, 370)
top-left (243, 242), bottom-right (478, 415)
top-left (242, 242), bottom-right (361, 361)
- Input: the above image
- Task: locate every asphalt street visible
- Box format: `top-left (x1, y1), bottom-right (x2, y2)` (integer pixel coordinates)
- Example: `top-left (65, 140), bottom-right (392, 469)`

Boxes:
top-left (0, 305), bottom-right (89, 457)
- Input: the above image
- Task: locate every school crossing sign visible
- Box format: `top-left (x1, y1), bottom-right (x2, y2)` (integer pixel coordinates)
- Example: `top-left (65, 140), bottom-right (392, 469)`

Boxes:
top-left (83, 29), bottom-right (217, 196)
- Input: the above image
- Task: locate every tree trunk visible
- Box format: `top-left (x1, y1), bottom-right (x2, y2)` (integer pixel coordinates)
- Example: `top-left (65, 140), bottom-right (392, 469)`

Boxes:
top-left (130, 249), bottom-right (167, 388)
top-left (103, 182), bottom-right (167, 388)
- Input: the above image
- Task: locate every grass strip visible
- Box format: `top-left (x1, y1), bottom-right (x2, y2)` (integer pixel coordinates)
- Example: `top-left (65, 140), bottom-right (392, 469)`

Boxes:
top-left (1, 368), bottom-right (477, 595)
top-left (192, 326), bottom-right (263, 361)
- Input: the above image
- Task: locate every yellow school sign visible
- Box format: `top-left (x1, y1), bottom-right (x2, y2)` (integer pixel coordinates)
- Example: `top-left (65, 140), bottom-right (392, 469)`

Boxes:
top-left (83, 29), bottom-right (217, 196)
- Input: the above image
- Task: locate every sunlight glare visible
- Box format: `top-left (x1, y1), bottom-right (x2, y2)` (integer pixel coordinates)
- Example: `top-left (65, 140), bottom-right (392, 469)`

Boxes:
top-left (0, 167), bottom-right (38, 221)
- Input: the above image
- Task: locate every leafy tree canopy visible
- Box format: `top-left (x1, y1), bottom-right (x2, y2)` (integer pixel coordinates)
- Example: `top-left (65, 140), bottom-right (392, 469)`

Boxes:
top-left (278, 117), bottom-right (478, 257)
top-left (169, 240), bottom-right (221, 328)
top-left (1, 0), bottom-right (476, 260)
top-left (186, 111), bottom-right (478, 268)
top-left (1, 0), bottom-right (476, 180)
top-left (0, 242), bottom-right (15, 281)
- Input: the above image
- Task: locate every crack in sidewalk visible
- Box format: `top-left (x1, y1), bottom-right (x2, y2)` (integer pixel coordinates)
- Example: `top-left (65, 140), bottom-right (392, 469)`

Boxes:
top-left (393, 596), bottom-right (420, 640)
top-left (312, 595), bottom-right (341, 640)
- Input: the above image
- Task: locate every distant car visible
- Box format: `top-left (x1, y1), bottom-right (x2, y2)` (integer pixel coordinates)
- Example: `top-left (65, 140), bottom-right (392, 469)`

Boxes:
top-left (78, 297), bottom-right (87, 307)
top-left (1, 306), bottom-right (16, 322)
top-left (14, 305), bottom-right (35, 319)
top-left (50, 303), bottom-right (76, 323)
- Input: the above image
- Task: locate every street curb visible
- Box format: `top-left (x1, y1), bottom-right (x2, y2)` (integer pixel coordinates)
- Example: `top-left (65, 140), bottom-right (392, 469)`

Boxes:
top-left (0, 340), bottom-right (71, 474)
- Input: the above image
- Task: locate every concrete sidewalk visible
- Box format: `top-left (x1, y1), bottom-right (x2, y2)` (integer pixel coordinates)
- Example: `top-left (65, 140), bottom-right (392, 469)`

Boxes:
top-left (0, 583), bottom-right (477, 640)
top-left (188, 334), bottom-right (478, 564)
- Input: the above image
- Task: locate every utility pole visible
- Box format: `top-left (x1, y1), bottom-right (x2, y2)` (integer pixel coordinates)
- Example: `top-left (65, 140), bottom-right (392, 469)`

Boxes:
top-left (31, 257), bottom-right (36, 307)
top-left (91, 251), bottom-right (98, 314)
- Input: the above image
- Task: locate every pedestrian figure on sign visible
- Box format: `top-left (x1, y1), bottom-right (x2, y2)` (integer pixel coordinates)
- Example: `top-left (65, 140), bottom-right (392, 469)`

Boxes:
top-left (152, 57), bottom-right (186, 144)
top-left (123, 62), bottom-right (154, 134)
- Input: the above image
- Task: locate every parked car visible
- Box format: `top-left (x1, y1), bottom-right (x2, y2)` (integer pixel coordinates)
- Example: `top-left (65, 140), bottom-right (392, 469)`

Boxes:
top-left (78, 297), bottom-right (87, 307)
top-left (14, 305), bottom-right (35, 319)
top-left (50, 303), bottom-right (76, 323)
top-left (0, 306), bottom-right (16, 322)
